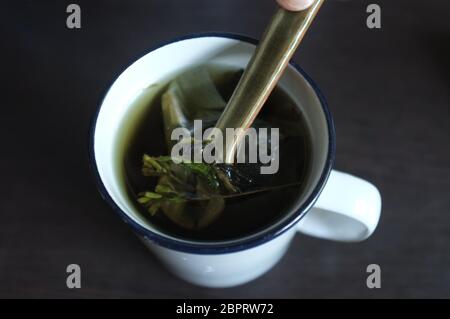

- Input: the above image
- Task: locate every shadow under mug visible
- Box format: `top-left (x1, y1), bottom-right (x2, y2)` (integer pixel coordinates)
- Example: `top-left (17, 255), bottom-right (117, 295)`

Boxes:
top-left (89, 33), bottom-right (382, 288)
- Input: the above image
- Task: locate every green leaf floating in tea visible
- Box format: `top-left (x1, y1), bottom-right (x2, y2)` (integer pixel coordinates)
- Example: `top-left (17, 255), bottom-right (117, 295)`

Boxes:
top-left (139, 155), bottom-right (229, 230)
top-left (137, 66), bottom-right (300, 230)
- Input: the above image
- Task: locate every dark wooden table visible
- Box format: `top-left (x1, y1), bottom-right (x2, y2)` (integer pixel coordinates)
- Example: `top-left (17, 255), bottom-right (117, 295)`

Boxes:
top-left (1, 0), bottom-right (449, 298)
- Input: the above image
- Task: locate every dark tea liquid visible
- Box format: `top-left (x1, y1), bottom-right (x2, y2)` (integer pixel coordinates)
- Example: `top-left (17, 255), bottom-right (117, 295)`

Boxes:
top-left (117, 66), bottom-right (311, 242)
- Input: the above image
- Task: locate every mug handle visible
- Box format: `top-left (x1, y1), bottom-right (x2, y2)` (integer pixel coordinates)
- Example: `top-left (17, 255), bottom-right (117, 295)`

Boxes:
top-left (297, 170), bottom-right (381, 242)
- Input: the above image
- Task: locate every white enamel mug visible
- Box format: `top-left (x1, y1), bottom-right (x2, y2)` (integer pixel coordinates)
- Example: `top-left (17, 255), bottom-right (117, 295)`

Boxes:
top-left (90, 33), bottom-right (382, 288)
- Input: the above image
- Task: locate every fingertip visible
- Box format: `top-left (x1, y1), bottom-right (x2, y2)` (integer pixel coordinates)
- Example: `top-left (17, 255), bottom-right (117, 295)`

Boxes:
top-left (276, 0), bottom-right (315, 11)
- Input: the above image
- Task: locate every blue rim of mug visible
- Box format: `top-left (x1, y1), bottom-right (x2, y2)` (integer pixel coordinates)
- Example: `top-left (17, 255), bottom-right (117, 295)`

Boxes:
top-left (88, 32), bottom-right (335, 254)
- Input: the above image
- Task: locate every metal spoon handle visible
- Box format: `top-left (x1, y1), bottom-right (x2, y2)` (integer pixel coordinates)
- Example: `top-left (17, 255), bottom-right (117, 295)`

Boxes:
top-left (215, 0), bottom-right (324, 162)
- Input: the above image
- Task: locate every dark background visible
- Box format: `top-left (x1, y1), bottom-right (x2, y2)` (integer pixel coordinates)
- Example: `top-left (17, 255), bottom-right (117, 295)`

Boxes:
top-left (0, 0), bottom-right (449, 298)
